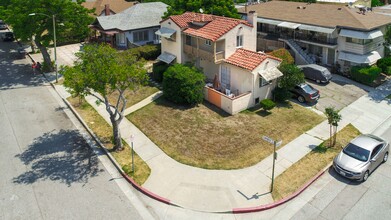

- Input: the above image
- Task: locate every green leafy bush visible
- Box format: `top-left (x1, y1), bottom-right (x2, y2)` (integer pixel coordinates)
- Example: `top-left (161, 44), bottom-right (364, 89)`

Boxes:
top-left (377, 57), bottom-right (391, 75)
top-left (163, 64), bottom-right (205, 105)
top-left (260, 99), bottom-right (276, 111)
top-left (267, 48), bottom-right (294, 65)
top-left (152, 63), bottom-right (169, 82)
top-left (278, 64), bottom-right (305, 89)
top-left (273, 87), bottom-right (291, 102)
top-left (350, 66), bottom-right (381, 85)
top-left (130, 44), bottom-right (161, 60)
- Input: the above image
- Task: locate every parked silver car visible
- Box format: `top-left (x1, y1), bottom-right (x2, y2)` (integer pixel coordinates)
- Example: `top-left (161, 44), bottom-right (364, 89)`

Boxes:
top-left (333, 134), bottom-right (389, 182)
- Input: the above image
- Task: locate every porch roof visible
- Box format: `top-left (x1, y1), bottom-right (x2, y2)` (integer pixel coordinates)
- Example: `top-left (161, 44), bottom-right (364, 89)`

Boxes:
top-left (277, 21), bottom-right (301, 29)
top-left (155, 27), bottom-right (176, 38)
top-left (339, 29), bottom-right (383, 39)
top-left (298, 24), bottom-right (335, 34)
top-left (158, 52), bottom-right (176, 64)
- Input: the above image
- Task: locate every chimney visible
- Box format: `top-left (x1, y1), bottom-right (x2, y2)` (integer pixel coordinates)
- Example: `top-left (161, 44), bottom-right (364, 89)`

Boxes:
top-left (105, 4), bottom-right (110, 16)
top-left (247, 10), bottom-right (257, 26)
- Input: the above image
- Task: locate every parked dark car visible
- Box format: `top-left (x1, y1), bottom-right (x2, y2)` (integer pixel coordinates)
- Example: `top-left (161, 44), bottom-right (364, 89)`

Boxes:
top-left (290, 83), bottom-right (320, 103)
top-left (0, 20), bottom-right (7, 30)
top-left (3, 32), bottom-right (14, 42)
top-left (298, 64), bottom-right (332, 83)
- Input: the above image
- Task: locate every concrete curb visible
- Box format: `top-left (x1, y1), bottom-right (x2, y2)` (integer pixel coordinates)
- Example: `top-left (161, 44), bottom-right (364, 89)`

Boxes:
top-left (232, 165), bottom-right (330, 214)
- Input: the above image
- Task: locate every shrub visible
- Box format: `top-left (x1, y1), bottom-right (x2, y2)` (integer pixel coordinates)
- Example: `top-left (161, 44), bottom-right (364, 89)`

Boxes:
top-left (163, 64), bottom-right (205, 105)
top-left (260, 99), bottom-right (276, 111)
top-left (267, 48), bottom-right (294, 65)
top-left (350, 66), bottom-right (381, 85)
top-left (129, 44), bottom-right (161, 60)
top-left (152, 63), bottom-right (168, 82)
top-left (273, 87), bottom-right (291, 102)
top-left (376, 57), bottom-right (391, 75)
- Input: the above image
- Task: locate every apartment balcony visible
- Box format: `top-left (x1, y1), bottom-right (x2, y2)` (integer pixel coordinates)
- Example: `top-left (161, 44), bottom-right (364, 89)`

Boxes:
top-left (258, 31), bottom-right (337, 47)
top-left (183, 44), bottom-right (225, 63)
top-left (343, 38), bottom-right (384, 55)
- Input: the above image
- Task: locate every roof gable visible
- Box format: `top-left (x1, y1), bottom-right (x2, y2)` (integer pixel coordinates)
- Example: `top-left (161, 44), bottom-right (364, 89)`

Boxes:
top-left (166, 12), bottom-right (253, 41)
top-left (82, 0), bottom-right (137, 16)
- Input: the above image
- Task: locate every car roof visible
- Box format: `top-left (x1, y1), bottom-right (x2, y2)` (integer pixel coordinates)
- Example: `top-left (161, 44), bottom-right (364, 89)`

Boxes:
top-left (350, 134), bottom-right (385, 151)
top-left (298, 64), bottom-right (328, 71)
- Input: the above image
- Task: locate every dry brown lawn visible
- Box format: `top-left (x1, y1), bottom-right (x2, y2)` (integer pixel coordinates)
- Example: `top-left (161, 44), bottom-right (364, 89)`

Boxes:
top-left (107, 84), bottom-right (159, 109)
top-left (272, 124), bottom-right (361, 201)
top-left (128, 98), bottom-right (324, 169)
top-left (68, 97), bottom-right (150, 185)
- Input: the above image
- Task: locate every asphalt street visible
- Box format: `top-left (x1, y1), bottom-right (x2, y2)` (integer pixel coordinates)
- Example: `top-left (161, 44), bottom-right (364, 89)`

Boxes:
top-left (0, 41), bottom-right (144, 219)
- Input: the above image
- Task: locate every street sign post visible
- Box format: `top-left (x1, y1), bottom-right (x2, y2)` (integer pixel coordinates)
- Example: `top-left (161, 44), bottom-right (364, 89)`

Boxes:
top-left (262, 135), bottom-right (282, 192)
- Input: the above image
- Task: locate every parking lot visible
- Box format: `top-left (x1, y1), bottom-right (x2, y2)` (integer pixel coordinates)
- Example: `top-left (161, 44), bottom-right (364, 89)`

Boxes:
top-left (303, 74), bottom-right (372, 113)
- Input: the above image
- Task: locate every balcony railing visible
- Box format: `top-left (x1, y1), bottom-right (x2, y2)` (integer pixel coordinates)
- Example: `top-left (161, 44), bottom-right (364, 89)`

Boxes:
top-left (258, 31), bottom-right (337, 46)
top-left (184, 44), bottom-right (225, 63)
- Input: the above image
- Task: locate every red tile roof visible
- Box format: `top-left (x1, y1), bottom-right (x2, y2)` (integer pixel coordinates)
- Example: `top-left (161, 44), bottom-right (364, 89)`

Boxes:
top-left (166, 12), bottom-right (253, 42)
top-left (225, 48), bottom-right (281, 71)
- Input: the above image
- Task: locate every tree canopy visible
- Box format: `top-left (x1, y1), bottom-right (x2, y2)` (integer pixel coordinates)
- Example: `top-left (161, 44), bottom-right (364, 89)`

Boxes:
top-left (277, 64), bottom-right (305, 90)
top-left (62, 43), bottom-right (148, 151)
top-left (1, 0), bottom-right (93, 70)
top-left (163, 0), bottom-right (240, 19)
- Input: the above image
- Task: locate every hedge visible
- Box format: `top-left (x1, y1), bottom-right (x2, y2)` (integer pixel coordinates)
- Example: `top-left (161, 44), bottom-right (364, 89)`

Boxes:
top-left (267, 48), bottom-right (294, 65)
top-left (350, 66), bottom-right (381, 85)
top-left (376, 57), bottom-right (391, 75)
top-left (260, 99), bottom-right (276, 111)
top-left (152, 63), bottom-right (168, 82)
top-left (130, 44), bottom-right (161, 60)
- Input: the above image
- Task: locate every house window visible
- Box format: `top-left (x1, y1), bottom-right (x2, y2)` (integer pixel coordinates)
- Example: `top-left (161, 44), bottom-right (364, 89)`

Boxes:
top-left (236, 35), bottom-right (243, 47)
top-left (186, 35), bottom-right (192, 46)
top-left (133, 30), bottom-right (149, 42)
top-left (259, 77), bottom-right (270, 87)
top-left (205, 39), bottom-right (212, 46)
top-left (118, 33), bottom-right (125, 44)
top-left (221, 66), bottom-right (231, 89)
top-left (154, 29), bottom-right (160, 42)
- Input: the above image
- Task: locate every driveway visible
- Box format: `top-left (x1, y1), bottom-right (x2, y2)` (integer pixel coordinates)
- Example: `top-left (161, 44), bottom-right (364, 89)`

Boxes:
top-left (305, 74), bottom-right (372, 113)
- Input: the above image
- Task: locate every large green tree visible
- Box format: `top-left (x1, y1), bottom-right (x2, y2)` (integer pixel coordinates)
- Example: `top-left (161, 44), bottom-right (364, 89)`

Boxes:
top-left (277, 64), bottom-right (305, 90)
top-left (62, 44), bottom-right (148, 151)
top-left (163, 0), bottom-right (240, 19)
top-left (1, 0), bottom-right (93, 71)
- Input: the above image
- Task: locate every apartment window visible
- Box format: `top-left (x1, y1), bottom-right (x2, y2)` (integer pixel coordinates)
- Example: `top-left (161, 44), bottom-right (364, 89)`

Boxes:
top-left (259, 77), bottom-right (270, 87)
top-left (236, 35), bottom-right (243, 47)
top-left (186, 35), bottom-right (192, 46)
top-left (346, 37), bottom-right (370, 45)
top-left (205, 39), bottom-right (211, 46)
top-left (133, 30), bottom-right (149, 42)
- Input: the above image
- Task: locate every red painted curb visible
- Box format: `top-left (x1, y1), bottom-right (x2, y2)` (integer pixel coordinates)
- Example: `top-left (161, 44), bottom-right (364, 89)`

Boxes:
top-left (122, 173), bottom-right (171, 205)
top-left (232, 166), bottom-right (329, 214)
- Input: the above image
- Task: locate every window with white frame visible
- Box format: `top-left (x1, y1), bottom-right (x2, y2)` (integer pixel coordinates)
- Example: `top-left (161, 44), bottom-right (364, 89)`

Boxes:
top-left (133, 30), bottom-right (149, 42)
top-left (118, 33), bottom-right (125, 44)
top-left (236, 35), bottom-right (243, 47)
top-left (205, 39), bottom-right (212, 46)
top-left (221, 66), bottom-right (230, 89)
top-left (153, 29), bottom-right (160, 42)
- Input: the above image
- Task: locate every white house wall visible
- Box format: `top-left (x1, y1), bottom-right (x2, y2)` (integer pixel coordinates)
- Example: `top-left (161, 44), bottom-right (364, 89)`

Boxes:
top-left (160, 20), bottom-right (183, 63)
top-left (219, 24), bottom-right (257, 58)
top-left (253, 58), bottom-right (280, 103)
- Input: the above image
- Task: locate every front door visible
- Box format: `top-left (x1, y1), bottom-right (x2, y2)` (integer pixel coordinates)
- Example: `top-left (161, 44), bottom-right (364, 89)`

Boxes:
top-left (327, 48), bottom-right (335, 65)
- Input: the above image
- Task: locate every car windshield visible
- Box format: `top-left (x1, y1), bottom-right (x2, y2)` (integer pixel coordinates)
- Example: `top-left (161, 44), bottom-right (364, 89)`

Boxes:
top-left (301, 84), bottom-right (314, 93)
top-left (343, 143), bottom-right (370, 162)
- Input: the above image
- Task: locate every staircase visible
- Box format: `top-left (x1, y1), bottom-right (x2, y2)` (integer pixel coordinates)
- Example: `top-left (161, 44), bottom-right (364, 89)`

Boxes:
top-left (285, 39), bottom-right (315, 64)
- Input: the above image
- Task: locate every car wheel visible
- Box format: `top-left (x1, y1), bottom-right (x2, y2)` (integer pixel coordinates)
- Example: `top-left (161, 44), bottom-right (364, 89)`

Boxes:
top-left (297, 96), bottom-right (305, 103)
top-left (383, 152), bottom-right (388, 163)
top-left (362, 170), bottom-right (369, 182)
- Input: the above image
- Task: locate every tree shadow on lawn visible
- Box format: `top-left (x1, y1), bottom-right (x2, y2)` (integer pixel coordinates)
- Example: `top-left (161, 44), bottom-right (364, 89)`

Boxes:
top-left (13, 129), bottom-right (103, 186)
top-left (241, 101), bottom-right (293, 117)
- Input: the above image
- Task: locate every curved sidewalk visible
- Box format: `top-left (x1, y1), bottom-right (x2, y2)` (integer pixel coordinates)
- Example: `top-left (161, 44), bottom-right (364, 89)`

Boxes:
top-left (73, 79), bottom-right (391, 212)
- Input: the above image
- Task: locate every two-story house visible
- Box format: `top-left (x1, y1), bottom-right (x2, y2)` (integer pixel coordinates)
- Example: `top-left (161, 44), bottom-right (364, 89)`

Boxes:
top-left (89, 2), bottom-right (167, 48)
top-left (238, 1), bottom-right (391, 72)
top-left (157, 12), bottom-right (282, 115)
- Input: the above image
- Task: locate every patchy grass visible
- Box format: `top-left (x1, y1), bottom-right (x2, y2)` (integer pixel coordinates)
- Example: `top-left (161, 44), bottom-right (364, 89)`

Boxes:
top-left (68, 97), bottom-right (150, 185)
top-left (107, 84), bottom-right (159, 109)
top-left (128, 98), bottom-right (324, 169)
top-left (272, 124), bottom-right (361, 201)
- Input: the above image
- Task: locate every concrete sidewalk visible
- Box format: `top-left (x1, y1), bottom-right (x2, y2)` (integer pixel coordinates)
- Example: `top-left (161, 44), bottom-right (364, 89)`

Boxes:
top-left (77, 79), bottom-right (391, 212)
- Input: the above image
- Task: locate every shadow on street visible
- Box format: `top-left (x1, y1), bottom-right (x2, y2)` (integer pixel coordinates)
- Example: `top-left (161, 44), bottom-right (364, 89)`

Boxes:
top-left (13, 129), bottom-right (103, 186)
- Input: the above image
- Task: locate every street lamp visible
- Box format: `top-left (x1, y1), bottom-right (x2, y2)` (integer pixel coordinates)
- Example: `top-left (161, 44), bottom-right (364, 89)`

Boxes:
top-left (130, 134), bottom-right (135, 173)
top-left (29, 12), bottom-right (58, 83)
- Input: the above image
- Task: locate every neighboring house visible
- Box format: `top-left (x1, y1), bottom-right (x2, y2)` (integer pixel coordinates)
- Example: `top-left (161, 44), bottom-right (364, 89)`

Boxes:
top-left (157, 12), bottom-right (282, 115)
top-left (89, 2), bottom-right (168, 48)
top-left (82, 0), bottom-right (138, 17)
top-left (238, 1), bottom-right (391, 72)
